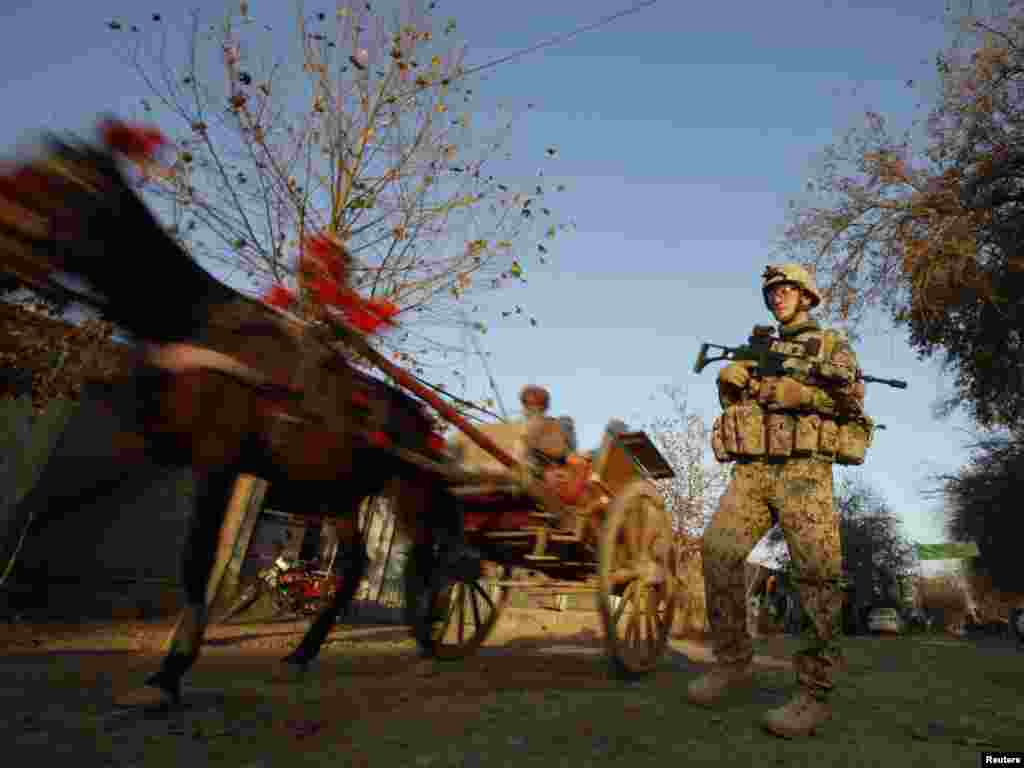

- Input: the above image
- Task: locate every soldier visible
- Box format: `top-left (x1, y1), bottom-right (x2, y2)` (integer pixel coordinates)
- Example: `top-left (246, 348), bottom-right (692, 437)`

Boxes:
top-left (688, 264), bottom-right (868, 738)
top-left (520, 385), bottom-right (572, 472)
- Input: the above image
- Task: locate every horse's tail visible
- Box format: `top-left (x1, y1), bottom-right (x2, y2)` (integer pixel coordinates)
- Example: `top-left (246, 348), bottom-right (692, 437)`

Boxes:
top-left (0, 119), bottom-right (236, 343)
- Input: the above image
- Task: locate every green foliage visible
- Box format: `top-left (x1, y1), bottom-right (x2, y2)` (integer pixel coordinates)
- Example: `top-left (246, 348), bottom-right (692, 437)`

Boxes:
top-left (912, 254), bottom-right (1024, 430)
top-left (938, 427), bottom-right (1024, 593)
top-left (915, 542), bottom-right (979, 560)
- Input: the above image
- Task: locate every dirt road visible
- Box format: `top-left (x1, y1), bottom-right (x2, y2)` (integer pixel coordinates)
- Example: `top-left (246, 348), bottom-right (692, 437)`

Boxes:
top-left (2, 609), bottom-right (1021, 767)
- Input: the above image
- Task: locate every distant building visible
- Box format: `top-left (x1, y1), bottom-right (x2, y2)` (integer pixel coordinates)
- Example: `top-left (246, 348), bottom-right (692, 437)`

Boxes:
top-left (2, 303), bottom-right (191, 619)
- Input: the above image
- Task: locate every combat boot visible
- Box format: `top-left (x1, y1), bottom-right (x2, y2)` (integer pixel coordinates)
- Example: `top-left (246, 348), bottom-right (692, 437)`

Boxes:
top-left (686, 661), bottom-right (754, 706)
top-left (761, 690), bottom-right (831, 738)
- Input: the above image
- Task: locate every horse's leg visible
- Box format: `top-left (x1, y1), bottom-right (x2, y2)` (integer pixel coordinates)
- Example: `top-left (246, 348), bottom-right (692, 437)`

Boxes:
top-left (136, 467), bottom-right (238, 706)
top-left (280, 512), bottom-right (368, 672)
top-left (397, 474), bottom-right (450, 629)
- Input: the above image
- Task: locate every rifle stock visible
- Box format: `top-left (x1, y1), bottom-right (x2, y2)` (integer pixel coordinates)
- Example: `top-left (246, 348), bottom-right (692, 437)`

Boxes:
top-left (692, 342), bottom-right (735, 374)
top-left (693, 343), bottom-right (710, 374)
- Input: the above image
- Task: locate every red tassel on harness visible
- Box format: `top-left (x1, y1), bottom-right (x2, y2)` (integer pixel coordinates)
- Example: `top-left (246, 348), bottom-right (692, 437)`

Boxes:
top-left (100, 120), bottom-right (167, 162)
top-left (262, 283), bottom-right (296, 310)
top-left (299, 231), bottom-right (399, 334)
top-left (344, 297), bottom-right (399, 334)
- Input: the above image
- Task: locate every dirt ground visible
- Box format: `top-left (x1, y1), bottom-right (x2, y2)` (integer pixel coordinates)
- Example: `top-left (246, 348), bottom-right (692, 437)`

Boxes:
top-left (1, 608), bottom-right (1021, 767)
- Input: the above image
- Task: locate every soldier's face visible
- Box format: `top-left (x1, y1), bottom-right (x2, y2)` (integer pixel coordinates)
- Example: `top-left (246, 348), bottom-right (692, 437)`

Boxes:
top-left (767, 283), bottom-right (804, 323)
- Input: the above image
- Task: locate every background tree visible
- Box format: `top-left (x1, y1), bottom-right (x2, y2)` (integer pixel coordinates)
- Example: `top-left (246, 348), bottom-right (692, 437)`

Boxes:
top-left (779, 8), bottom-right (1024, 429)
top-left (644, 386), bottom-right (729, 638)
top-left (106, 0), bottom-right (570, 386)
top-left (645, 385), bottom-right (728, 544)
top-left (929, 426), bottom-right (1024, 599)
top-left (783, 2), bottom-right (1024, 609)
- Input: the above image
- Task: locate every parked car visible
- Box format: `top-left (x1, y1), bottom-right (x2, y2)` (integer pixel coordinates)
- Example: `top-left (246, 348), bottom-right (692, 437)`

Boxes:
top-left (902, 608), bottom-right (929, 633)
top-left (867, 607), bottom-right (902, 634)
top-left (1011, 605), bottom-right (1024, 646)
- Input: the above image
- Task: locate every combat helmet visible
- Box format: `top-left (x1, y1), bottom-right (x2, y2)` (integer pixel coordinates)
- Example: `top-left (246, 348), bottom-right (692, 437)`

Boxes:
top-left (761, 263), bottom-right (821, 310)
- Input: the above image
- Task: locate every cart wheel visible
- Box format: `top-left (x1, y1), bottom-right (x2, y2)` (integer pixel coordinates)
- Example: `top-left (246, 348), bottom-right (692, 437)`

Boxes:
top-left (597, 480), bottom-right (676, 678)
top-left (414, 562), bottom-right (510, 660)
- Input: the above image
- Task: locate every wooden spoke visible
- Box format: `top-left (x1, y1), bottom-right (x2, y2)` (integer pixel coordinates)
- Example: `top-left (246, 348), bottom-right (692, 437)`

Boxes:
top-left (640, 501), bottom-right (660, 555)
top-left (455, 584), bottom-right (466, 645)
top-left (632, 500), bottom-right (651, 557)
top-left (622, 593), bottom-right (638, 643)
top-left (471, 581), bottom-right (495, 612)
top-left (469, 583), bottom-right (485, 629)
top-left (613, 581), bottom-right (637, 628)
top-left (433, 585), bottom-right (458, 642)
top-left (645, 601), bottom-right (659, 657)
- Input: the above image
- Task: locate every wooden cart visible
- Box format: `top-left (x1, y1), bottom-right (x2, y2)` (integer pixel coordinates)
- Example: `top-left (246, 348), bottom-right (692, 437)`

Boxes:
top-left (409, 425), bottom-right (679, 678)
top-left (200, 318), bottom-right (681, 677)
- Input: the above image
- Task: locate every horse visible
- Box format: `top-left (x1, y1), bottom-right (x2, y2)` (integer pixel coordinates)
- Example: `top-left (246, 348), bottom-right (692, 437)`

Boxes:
top-left (0, 123), bottom-right (458, 707)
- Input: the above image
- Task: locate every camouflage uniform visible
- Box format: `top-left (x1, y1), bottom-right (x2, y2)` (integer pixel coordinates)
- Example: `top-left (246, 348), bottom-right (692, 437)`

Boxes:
top-left (702, 267), bottom-right (866, 703)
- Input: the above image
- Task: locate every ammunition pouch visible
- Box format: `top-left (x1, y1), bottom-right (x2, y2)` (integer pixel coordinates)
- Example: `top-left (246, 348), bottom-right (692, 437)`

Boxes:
top-left (712, 402), bottom-right (766, 462)
top-left (711, 416), bottom-right (730, 463)
top-left (836, 416), bottom-right (875, 466)
top-left (765, 413), bottom-right (795, 457)
top-left (793, 413), bottom-right (821, 456)
top-left (713, 404), bottom-right (875, 465)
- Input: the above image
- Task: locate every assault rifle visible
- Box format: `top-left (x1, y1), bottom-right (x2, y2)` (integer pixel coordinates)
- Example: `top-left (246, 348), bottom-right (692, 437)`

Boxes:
top-left (692, 325), bottom-right (908, 389)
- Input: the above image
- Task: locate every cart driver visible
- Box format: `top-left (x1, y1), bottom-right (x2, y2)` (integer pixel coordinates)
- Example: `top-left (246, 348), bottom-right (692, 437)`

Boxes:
top-left (520, 386), bottom-right (574, 472)
top-left (520, 386), bottom-right (592, 521)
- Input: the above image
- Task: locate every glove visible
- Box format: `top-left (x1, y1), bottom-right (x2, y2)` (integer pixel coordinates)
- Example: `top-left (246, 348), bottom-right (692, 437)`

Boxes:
top-left (718, 361), bottom-right (756, 390)
top-left (758, 377), bottom-right (813, 411)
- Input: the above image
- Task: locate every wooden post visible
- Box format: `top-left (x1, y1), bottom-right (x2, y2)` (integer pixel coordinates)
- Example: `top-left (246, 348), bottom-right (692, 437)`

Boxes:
top-left (356, 496), bottom-right (377, 600)
top-left (374, 516), bottom-right (399, 603)
top-left (218, 478), bottom-right (268, 603)
top-left (206, 474), bottom-right (268, 616)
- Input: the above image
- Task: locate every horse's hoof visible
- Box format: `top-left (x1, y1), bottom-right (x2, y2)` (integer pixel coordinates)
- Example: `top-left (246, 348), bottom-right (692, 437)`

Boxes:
top-left (112, 684), bottom-right (179, 711)
top-left (271, 660), bottom-right (308, 684)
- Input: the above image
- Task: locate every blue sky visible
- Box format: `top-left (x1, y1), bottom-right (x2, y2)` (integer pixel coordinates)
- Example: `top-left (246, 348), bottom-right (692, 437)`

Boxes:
top-left (0, 0), bottom-right (990, 553)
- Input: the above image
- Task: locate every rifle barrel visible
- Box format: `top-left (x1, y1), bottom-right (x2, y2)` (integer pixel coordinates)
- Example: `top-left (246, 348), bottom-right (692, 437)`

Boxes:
top-left (861, 374), bottom-right (908, 389)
